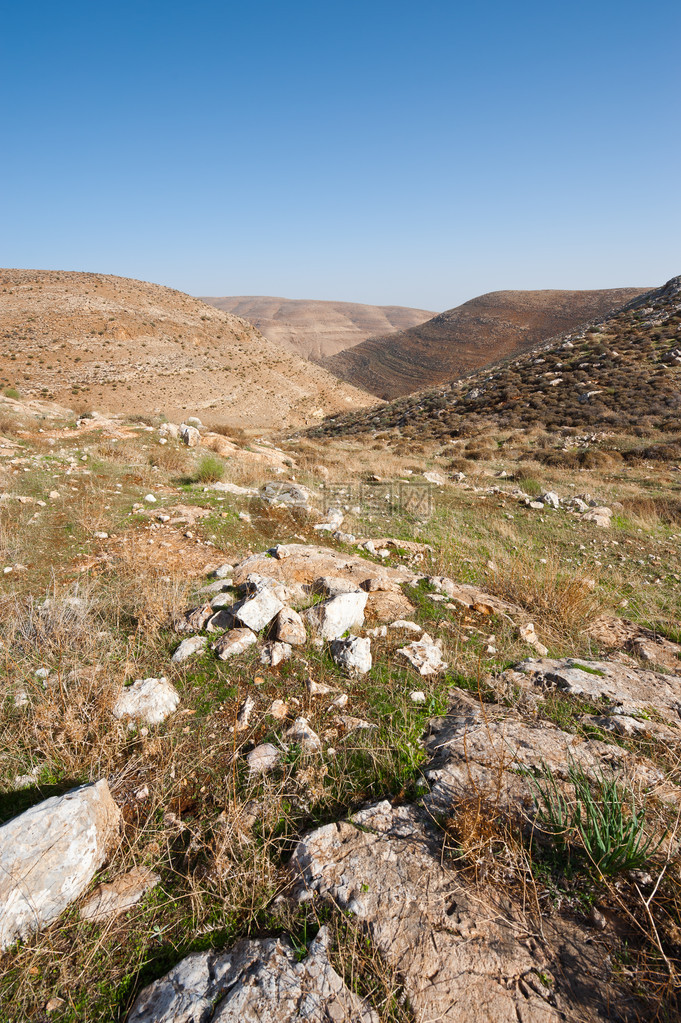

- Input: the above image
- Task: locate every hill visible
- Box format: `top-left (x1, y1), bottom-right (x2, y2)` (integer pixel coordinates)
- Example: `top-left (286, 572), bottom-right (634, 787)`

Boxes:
top-left (0, 270), bottom-right (374, 430)
top-left (311, 276), bottom-right (681, 441)
top-left (199, 295), bottom-right (435, 360)
top-left (322, 287), bottom-right (648, 398)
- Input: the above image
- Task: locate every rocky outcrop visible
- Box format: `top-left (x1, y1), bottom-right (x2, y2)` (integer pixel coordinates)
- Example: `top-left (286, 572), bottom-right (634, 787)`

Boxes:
top-left (128, 928), bottom-right (377, 1023)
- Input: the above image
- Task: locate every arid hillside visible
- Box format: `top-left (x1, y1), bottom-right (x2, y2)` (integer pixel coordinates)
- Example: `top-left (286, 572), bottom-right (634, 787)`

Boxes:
top-left (0, 270), bottom-right (374, 430)
top-left (200, 295), bottom-right (434, 360)
top-left (323, 287), bottom-right (648, 398)
top-left (312, 276), bottom-right (681, 442)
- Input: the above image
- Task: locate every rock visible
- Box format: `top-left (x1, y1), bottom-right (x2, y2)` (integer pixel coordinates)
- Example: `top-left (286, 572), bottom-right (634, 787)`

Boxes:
top-left (290, 800), bottom-right (630, 1023)
top-left (213, 562), bottom-right (235, 579)
top-left (389, 619), bottom-right (422, 633)
top-left (239, 573), bottom-right (295, 604)
top-left (588, 616), bottom-right (681, 671)
top-left (268, 699), bottom-right (290, 720)
top-left (304, 591), bottom-right (368, 641)
top-left (0, 781), bottom-right (121, 949)
top-left (144, 493), bottom-right (157, 504)
top-left (233, 544), bottom-right (416, 600)
top-left (79, 866), bottom-right (159, 923)
top-left (541, 491), bottom-right (560, 509)
top-left (127, 929), bottom-right (377, 1023)
top-left (337, 715), bottom-right (375, 732)
top-left (582, 506), bottom-right (613, 528)
top-left (529, 500), bottom-right (545, 510)
top-left (423, 470), bottom-right (447, 485)
top-left (233, 586), bottom-right (284, 632)
top-left (112, 677), bottom-right (180, 725)
top-left (185, 416), bottom-right (203, 427)
top-left (427, 576), bottom-right (519, 617)
top-left (174, 604), bottom-right (214, 634)
top-left (422, 691), bottom-right (670, 817)
top-left (312, 576), bottom-right (363, 597)
top-left (274, 607), bottom-right (307, 646)
top-left (410, 690), bottom-right (426, 703)
top-left (179, 424), bottom-right (201, 447)
top-left (208, 481), bottom-right (256, 496)
top-left (285, 716), bottom-right (322, 751)
top-left (566, 496), bottom-right (589, 513)
top-left (260, 641), bottom-right (292, 667)
top-left (209, 591), bottom-right (234, 610)
top-left (206, 608), bottom-right (238, 633)
top-left (307, 679), bottom-right (337, 696)
top-left (398, 633), bottom-right (447, 675)
top-left (518, 622), bottom-right (549, 657)
top-left (330, 635), bottom-right (372, 675)
top-left (313, 509), bottom-right (344, 532)
top-left (259, 481), bottom-right (314, 511)
top-left (212, 628), bottom-right (257, 661)
top-left (512, 656), bottom-right (681, 731)
top-left (235, 695), bottom-right (256, 732)
top-left (171, 635), bottom-right (209, 663)
top-left (366, 589), bottom-right (415, 621)
top-left (246, 743), bottom-right (282, 777)
top-left (159, 422), bottom-right (179, 440)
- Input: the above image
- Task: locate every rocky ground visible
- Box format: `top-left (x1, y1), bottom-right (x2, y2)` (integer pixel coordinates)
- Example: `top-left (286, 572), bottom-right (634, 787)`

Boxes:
top-left (1, 398), bottom-right (680, 1021)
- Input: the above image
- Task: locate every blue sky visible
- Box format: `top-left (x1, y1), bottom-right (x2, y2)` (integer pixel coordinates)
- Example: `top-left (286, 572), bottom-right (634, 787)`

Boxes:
top-left (2, 0), bottom-right (679, 309)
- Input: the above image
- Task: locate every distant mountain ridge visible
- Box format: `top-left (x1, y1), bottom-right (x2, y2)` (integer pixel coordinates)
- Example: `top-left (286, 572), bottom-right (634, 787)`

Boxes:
top-left (321, 287), bottom-right (649, 399)
top-left (310, 276), bottom-right (681, 441)
top-left (199, 296), bottom-right (435, 360)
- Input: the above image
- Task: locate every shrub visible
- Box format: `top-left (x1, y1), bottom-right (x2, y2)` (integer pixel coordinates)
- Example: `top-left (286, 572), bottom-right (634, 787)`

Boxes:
top-left (195, 453), bottom-right (225, 483)
top-left (3, 387), bottom-right (20, 399)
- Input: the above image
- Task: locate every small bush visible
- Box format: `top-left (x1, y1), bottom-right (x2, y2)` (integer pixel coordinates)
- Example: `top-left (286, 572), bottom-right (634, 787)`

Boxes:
top-left (531, 763), bottom-right (663, 876)
top-left (3, 387), bottom-right (20, 399)
top-left (195, 453), bottom-right (225, 483)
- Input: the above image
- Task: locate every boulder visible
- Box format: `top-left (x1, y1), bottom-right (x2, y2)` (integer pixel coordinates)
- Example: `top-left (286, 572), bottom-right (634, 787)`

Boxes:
top-left (127, 929), bottom-right (377, 1023)
top-left (0, 781), bottom-right (121, 949)
top-left (304, 591), bottom-right (368, 641)
top-left (582, 506), bottom-right (613, 528)
top-left (158, 422), bottom-right (179, 440)
top-left (234, 587), bottom-right (284, 632)
top-left (179, 424), bottom-right (201, 447)
top-left (330, 635), bottom-right (372, 675)
top-left (312, 576), bottom-right (363, 597)
top-left (174, 604), bottom-right (214, 634)
top-left (112, 677), bottom-right (180, 725)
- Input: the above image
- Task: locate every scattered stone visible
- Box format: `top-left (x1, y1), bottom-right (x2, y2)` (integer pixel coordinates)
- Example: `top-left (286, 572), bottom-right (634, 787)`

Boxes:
top-left (541, 491), bottom-right (560, 509)
top-left (209, 591), bottom-right (234, 610)
top-left (389, 619), bottom-right (422, 633)
top-left (144, 493), bottom-right (157, 504)
top-left (213, 562), bottom-right (235, 579)
top-left (246, 743), bottom-right (282, 777)
top-left (330, 635), bottom-right (372, 675)
top-left (174, 604), bottom-right (214, 634)
top-left (171, 635), bottom-right (209, 663)
top-left (307, 679), bottom-right (337, 696)
top-left (337, 715), bottom-right (375, 732)
top-left (268, 699), bottom-right (289, 720)
top-left (274, 607), bottom-right (307, 646)
top-left (285, 716), bottom-right (322, 751)
top-left (113, 677), bottom-right (180, 725)
top-left (329, 693), bottom-right (349, 709)
top-left (80, 866), bottom-right (159, 923)
top-left (235, 695), bottom-right (256, 732)
top-left (206, 608), bottom-right (238, 632)
top-left (212, 628), bottom-right (258, 661)
top-left (0, 781), bottom-right (121, 949)
top-left (260, 641), bottom-right (292, 667)
top-left (582, 506), bottom-right (613, 528)
top-left (259, 481), bottom-right (314, 511)
top-left (159, 422), bottom-right (179, 440)
top-left (410, 690), bottom-right (426, 703)
top-left (398, 633), bottom-right (447, 675)
top-left (127, 929), bottom-right (377, 1023)
top-left (518, 622), bottom-right (549, 657)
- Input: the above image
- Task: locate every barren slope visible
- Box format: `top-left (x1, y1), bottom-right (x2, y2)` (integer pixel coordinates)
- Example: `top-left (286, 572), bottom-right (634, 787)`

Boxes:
top-left (0, 271), bottom-right (374, 430)
top-left (200, 296), bottom-right (434, 359)
top-left (323, 288), bottom-right (648, 398)
top-left (312, 276), bottom-right (681, 441)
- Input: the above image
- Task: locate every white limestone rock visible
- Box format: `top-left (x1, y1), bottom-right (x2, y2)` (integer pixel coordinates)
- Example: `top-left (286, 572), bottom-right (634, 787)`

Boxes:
top-left (330, 635), bottom-right (372, 675)
top-left (0, 781), bottom-right (121, 949)
top-left (113, 677), bottom-right (180, 725)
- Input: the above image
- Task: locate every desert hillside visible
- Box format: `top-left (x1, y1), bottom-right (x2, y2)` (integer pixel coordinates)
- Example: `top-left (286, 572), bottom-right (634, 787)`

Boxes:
top-left (323, 287), bottom-right (648, 398)
top-left (200, 295), bottom-right (434, 360)
top-left (0, 270), bottom-right (374, 430)
top-left (312, 276), bottom-right (681, 443)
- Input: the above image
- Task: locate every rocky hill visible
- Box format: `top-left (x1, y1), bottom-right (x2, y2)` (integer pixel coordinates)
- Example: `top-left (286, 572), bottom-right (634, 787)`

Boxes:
top-left (322, 287), bottom-right (648, 398)
top-left (0, 270), bottom-right (374, 430)
top-left (313, 276), bottom-right (681, 441)
top-left (200, 295), bottom-right (434, 360)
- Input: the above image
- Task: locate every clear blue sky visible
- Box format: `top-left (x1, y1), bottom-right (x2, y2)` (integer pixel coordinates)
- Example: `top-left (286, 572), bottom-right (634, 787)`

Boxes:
top-left (2, 1), bottom-right (679, 310)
